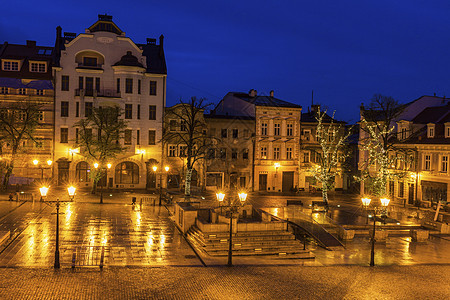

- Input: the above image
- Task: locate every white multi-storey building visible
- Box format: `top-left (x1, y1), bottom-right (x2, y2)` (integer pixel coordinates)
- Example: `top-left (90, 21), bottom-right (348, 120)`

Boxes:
top-left (53, 15), bottom-right (166, 190)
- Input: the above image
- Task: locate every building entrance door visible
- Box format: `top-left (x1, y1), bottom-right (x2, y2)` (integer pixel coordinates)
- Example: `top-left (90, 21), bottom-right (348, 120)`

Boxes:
top-left (282, 171), bottom-right (294, 193)
top-left (259, 174), bottom-right (267, 191)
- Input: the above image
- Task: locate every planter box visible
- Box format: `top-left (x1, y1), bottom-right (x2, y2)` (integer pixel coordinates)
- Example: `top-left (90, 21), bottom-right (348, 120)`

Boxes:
top-left (369, 229), bottom-right (388, 242)
top-left (410, 229), bottom-right (429, 242)
top-left (338, 228), bottom-right (355, 241)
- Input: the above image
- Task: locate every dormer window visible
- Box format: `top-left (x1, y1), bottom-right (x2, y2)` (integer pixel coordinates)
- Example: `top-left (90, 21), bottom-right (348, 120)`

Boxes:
top-left (2, 60), bottom-right (19, 71)
top-left (30, 61), bottom-right (46, 73)
top-left (427, 123), bottom-right (435, 138)
top-left (445, 123), bottom-right (450, 138)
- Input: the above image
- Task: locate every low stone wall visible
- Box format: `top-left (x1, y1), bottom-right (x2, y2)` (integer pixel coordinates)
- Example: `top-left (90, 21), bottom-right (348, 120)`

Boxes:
top-left (338, 228), bottom-right (355, 241)
top-left (369, 229), bottom-right (388, 242)
top-left (410, 229), bottom-right (429, 242)
top-left (196, 219), bottom-right (287, 233)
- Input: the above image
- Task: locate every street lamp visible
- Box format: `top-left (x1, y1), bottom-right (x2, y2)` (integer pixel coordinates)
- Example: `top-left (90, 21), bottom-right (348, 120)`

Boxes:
top-left (361, 197), bottom-right (371, 224)
top-left (216, 191), bottom-right (248, 267)
top-left (369, 197), bottom-right (390, 267)
top-left (67, 186), bottom-right (76, 201)
top-left (159, 166), bottom-right (170, 206)
top-left (39, 186), bottom-right (61, 268)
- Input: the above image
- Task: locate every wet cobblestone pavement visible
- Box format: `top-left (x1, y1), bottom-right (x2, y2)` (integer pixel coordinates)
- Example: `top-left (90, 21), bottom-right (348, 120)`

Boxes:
top-left (0, 265), bottom-right (448, 299)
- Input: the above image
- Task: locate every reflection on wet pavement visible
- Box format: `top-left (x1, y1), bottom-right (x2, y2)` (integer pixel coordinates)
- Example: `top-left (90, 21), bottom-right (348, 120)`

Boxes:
top-left (0, 203), bottom-right (200, 267)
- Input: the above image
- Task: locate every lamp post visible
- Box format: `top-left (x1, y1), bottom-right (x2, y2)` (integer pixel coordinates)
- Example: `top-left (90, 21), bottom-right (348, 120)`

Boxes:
top-left (367, 197), bottom-right (390, 267)
top-left (216, 191), bottom-right (248, 267)
top-left (33, 159), bottom-right (52, 180)
top-left (154, 165), bottom-right (170, 206)
top-left (39, 186), bottom-right (73, 268)
top-left (361, 197), bottom-right (371, 224)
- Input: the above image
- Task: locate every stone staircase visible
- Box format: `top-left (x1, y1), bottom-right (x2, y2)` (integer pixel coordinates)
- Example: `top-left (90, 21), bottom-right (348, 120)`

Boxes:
top-left (186, 226), bottom-right (312, 258)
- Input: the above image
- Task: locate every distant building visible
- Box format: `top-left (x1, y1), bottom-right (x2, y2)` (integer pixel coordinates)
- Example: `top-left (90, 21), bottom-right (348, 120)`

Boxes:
top-left (299, 104), bottom-right (349, 192)
top-left (0, 40), bottom-right (54, 184)
top-left (52, 15), bottom-right (166, 189)
top-left (214, 90), bottom-right (302, 192)
top-left (204, 113), bottom-right (255, 191)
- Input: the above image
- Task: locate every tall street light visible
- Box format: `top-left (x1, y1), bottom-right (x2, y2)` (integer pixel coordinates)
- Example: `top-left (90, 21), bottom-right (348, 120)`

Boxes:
top-left (368, 197), bottom-right (390, 267)
top-left (216, 191), bottom-right (248, 267)
top-left (361, 197), bottom-right (371, 225)
top-left (154, 165), bottom-right (170, 206)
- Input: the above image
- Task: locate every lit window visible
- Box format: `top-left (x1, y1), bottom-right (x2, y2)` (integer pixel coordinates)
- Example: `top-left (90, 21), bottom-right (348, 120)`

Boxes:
top-left (424, 155), bottom-right (431, 171)
top-left (274, 123), bottom-right (281, 136)
top-left (30, 62), bottom-right (46, 73)
top-left (124, 129), bottom-right (132, 145)
top-left (3, 60), bottom-right (19, 71)
top-left (286, 147), bottom-right (292, 159)
top-left (261, 147), bottom-right (267, 159)
top-left (442, 156), bottom-right (448, 173)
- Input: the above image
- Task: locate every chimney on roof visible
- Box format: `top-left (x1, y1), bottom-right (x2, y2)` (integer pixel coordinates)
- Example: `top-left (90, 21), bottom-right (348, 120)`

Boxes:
top-left (147, 38), bottom-right (156, 45)
top-left (55, 26), bottom-right (62, 60)
top-left (26, 40), bottom-right (36, 47)
top-left (249, 89), bottom-right (257, 97)
top-left (270, 90), bottom-right (274, 97)
top-left (159, 34), bottom-right (164, 57)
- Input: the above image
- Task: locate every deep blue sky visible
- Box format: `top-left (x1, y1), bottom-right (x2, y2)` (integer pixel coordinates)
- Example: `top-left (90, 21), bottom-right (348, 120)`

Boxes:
top-left (2, 0), bottom-right (450, 123)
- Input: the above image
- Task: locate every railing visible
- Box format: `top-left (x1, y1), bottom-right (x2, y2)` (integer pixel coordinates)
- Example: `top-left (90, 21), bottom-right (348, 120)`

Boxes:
top-left (75, 89), bottom-right (121, 98)
top-left (72, 246), bottom-right (105, 269)
top-left (77, 63), bottom-right (103, 69)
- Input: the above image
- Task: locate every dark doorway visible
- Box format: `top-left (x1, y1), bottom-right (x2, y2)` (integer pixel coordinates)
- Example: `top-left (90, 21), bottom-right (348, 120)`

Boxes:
top-left (57, 160), bottom-right (70, 186)
top-left (282, 171), bottom-right (294, 192)
top-left (408, 183), bottom-right (415, 204)
top-left (259, 174), bottom-right (267, 191)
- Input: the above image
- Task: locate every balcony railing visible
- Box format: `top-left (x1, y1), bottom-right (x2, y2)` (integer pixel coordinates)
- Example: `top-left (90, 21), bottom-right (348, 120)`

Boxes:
top-left (76, 63), bottom-right (103, 69)
top-left (75, 89), bottom-right (121, 98)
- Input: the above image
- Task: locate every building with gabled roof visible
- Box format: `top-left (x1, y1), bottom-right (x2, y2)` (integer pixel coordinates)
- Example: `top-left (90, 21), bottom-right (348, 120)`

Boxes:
top-left (0, 40), bottom-right (54, 185)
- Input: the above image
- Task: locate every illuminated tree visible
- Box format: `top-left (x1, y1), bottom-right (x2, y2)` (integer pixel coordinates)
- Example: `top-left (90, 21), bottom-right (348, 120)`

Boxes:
top-left (0, 100), bottom-right (42, 191)
top-left (308, 109), bottom-right (351, 205)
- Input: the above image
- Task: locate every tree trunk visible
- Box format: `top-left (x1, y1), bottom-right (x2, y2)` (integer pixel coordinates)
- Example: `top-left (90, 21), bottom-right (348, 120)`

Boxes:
top-left (1, 162), bottom-right (14, 191)
top-left (92, 180), bottom-right (97, 194)
top-left (185, 167), bottom-right (192, 198)
top-left (322, 181), bottom-right (329, 205)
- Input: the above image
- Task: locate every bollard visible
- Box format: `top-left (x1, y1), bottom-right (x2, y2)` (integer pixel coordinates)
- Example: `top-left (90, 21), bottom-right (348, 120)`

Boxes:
top-left (131, 197), bottom-right (136, 205)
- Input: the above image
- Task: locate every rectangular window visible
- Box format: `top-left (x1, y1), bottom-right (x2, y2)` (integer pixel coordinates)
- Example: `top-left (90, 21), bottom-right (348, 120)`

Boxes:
top-left (148, 130), bottom-right (156, 145)
top-left (124, 129), bottom-right (132, 145)
top-left (30, 62), bottom-right (46, 73)
top-left (442, 156), bottom-right (448, 173)
top-left (232, 129), bottom-right (238, 139)
top-left (125, 78), bottom-right (133, 94)
top-left (179, 145), bottom-right (187, 157)
top-left (261, 122), bottom-right (268, 136)
top-left (274, 123), bottom-right (281, 136)
top-left (75, 128), bottom-right (79, 144)
top-left (261, 147), bottom-right (267, 159)
top-left (85, 102), bottom-right (93, 117)
top-left (303, 130), bottom-right (311, 141)
top-left (180, 120), bottom-right (187, 131)
top-left (149, 81), bottom-right (157, 95)
top-left (287, 123), bottom-right (293, 136)
top-left (286, 147), bottom-right (292, 159)
top-left (169, 120), bottom-right (177, 131)
top-left (125, 104), bottom-right (132, 119)
top-left (38, 111), bottom-right (44, 121)
top-left (303, 152), bottom-right (310, 163)
top-left (0, 87), bottom-right (9, 94)
top-left (273, 147), bottom-right (280, 160)
top-left (116, 78), bottom-right (120, 93)
top-left (169, 145), bottom-right (177, 157)
top-left (220, 148), bottom-right (227, 159)
top-left (3, 61), bottom-right (19, 71)
top-left (19, 88), bottom-right (26, 95)
top-left (95, 77), bottom-right (100, 92)
top-left (76, 102), bottom-right (79, 117)
top-left (149, 105), bottom-right (156, 120)
top-left (424, 155), bottom-right (431, 170)
top-left (244, 129), bottom-right (249, 138)
top-left (243, 149), bottom-right (249, 159)
top-left (79, 76), bottom-right (84, 90)
top-left (83, 57), bottom-right (97, 67)
top-left (137, 104), bottom-right (141, 119)
top-left (61, 101), bottom-right (69, 117)
top-left (221, 129), bottom-right (227, 138)
top-left (136, 130), bottom-right (140, 145)
top-left (36, 89), bottom-right (44, 95)
top-left (60, 128), bottom-right (68, 143)
top-left (62, 75), bottom-right (69, 91)
top-left (85, 77), bottom-right (93, 95)
top-left (232, 148), bottom-right (238, 159)
top-left (138, 80), bottom-right (141, 94)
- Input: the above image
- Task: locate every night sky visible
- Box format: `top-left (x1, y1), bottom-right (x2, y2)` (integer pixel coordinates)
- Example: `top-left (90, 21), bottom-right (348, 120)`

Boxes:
top-left (2, 0), bottom-right (450, 123)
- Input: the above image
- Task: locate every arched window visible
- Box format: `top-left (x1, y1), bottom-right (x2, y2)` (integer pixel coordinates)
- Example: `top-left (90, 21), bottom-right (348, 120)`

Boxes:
top-left (76, 161), bottom-right (90, 182)
top-left (115, 162), bottom-right (139, 184)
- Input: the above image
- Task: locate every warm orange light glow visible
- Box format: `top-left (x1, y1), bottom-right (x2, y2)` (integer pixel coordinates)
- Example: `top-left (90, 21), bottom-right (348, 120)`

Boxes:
top-left (361, 197), bottom-right (371, 207)
top-left (67, 186), bottom-right (76, 197)
top-left (39, 186), bottom-right (49, 197)
top-left (164, 166), bottom-right (170, 172)
top-left (33, 159), bottom-right (39, 165)
top-left (238, 192), bottom-right (247, 203)
top-left (94, 163), bottom-right (99, 169)
top-left (152, 166), bottom-right (157, 172)
top-left (107, 163), bottom-right (112, 169)
top-left (216, 192), bottom-right (225, 202)
top-left (380, 198), bottom-right (390, 207)
top-left (47, 160), bottom-right (53, 166)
